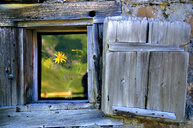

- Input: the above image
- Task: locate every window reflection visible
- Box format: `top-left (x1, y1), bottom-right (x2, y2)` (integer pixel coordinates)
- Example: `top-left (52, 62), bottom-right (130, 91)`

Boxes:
top-left (40, 33), bottom-right (87, 100)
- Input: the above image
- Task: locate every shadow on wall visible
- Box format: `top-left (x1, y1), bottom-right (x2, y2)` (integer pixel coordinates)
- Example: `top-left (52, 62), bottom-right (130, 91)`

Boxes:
top-left (186, 39), bottom-right (193, 119)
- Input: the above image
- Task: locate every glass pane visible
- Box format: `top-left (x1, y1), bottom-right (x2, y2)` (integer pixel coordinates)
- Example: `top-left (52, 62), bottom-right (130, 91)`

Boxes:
top-left (40, 34), bottom-right (87, 99)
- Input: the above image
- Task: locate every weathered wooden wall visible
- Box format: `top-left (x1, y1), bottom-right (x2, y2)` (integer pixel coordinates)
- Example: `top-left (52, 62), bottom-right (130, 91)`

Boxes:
top-left (0, 28), bottom-right (34, 106)
top-left (23, 30), bottom-right (34, 103)
top-left (0, 27), bottom-right (18, 106)
top-left (0, 1), bottom-right (121, 27)
top-left (0, 1), bottom-right (120, 106)
top-left (102, 16), bottom-right (190, 122)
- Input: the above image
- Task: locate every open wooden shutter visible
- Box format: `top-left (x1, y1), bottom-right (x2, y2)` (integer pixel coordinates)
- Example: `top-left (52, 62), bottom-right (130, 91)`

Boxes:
top-left (102, 16), bottom-right (191, 122)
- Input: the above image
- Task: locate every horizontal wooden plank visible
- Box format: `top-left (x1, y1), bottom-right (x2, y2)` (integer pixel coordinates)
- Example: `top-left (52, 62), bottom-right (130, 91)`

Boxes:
top-left (0, 2), bottom-right (121, 26)
top-left (112, 105), bottom-right (176, 120)
top-left (0, 0), bottom-right (40, 4)
top-left (0, 108), bottom-right (124, 127)
top-left (108, 42), bottom-right (184, 52)
top-left (16, 103), bottom-right (94, 112)
top-left (17, 19), bottom-right (93, 27)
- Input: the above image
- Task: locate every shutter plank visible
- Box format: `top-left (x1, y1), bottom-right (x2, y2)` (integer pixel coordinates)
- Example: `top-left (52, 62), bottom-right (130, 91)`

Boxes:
top-left (103, 51), bottom-right (149, 114)
top-left (147, 51), bottom-right (189, 122)
top-left (117, 18), bottom-right (147, 43)
top-left (148, 20), bottom-right (191, 45)
top-left (112, 105), bottom-right (176, 120)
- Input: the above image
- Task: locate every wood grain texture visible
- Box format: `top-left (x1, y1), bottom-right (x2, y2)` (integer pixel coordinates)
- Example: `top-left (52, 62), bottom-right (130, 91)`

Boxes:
top-left (87, 26), bottom-right (94, 103)
top-left (148, 19), bottom-right (191, 45)
top-left (147, 51), bottom-right (189, 122)
top-left (102, 16), bottom-right (190, 122)
top-left (87, 24), bottom-right (103, 104)
top-left (32, 30), bottom-right (38, 102)
top-left (23, 30), bottom-right (33, 103)
top-left (108, 42), bottom-right (184, 52)
top-left (103, 51), bottom-right (149, 114)
top-left (0, 1), bottom-right (121, 26)
top-left (0, 27), bottom-right (18, 106)
top-left (103, 16), bottom-right (148, 43)
top-left (17, 28), bottom-right (25, 105)
top-left (112, 105), bottom-right (176, 120)
top-left (0, 108), bottom-right (124, 128)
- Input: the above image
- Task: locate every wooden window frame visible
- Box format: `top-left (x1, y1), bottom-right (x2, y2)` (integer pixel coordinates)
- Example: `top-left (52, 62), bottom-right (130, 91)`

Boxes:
top-left (27, 22), bottom-right (102, 105)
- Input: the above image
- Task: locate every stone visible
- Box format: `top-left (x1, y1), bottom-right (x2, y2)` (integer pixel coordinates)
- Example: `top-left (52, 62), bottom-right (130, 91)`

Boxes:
top-left (137, 6), bottom-right (156, 18)
top-left (185, 15), bottom-right (193, 38)
top-left (165, 3), bottom-right (193, 21)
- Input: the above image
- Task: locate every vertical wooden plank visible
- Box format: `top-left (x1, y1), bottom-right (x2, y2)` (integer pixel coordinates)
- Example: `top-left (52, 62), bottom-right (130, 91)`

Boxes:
top-left (0, 27), bottom-right (18, 106)
top-left (147, 51), bottom-right (189, 122)
top-left (116, 18), bottom-right (147, 43)
top-left (23, 29), bottom-right (33, 103)
top-left (0, 27), bottom-right (6, 106)
top-left (87, 26), bottom-right (94, 103)
top-left (17, 28), bottom-right (25, 105)
top-left (10, 28), bottom-right (17, 106)
top-left (87, 24), bottom-right (101, 104)
top-left (32, 30), bottom-right (38, 102)
top-left (92, 24), bottom-right (99, 105)
top-left (103, 51), bottom-right (149, 114)
top-left (6, 27), bottom-right (12, 106)
top-left (102, 18), bottom-right (117, 112)
top-left (148, 19), bottom-right (191, 45)
top-left (97, 24), bottom-right (103, 108)
top-left (102, 16), bottom-right (149, 114)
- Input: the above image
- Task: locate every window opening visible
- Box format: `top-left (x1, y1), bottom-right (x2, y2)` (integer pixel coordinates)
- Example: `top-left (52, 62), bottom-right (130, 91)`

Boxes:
top-left (38, 32), bottom-right (88, 100)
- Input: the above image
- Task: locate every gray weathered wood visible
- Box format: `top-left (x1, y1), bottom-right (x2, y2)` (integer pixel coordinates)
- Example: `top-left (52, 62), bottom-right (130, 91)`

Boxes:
top-left (0, 0), bottom-right (40, 4)
top-left (87, 26), bottom-right (94, 103)
top-left (148, 19), bottom-right (191, 45)
top-left (32, 30), bottom-right (38, 102)
top-left (103, 51), bottom-right (150, 114)
top-left (0, 107), bottom-right (123, 128)
top-left (112, 105), bottom-right (176, 120)
top-left (17, 28), bottom-right (25, 105)
top-left (102, 16), bottom-right (190, 123)
top-left (16, 103), bottom-right (94, 112)
top-left (108, 42), bottom-right (184, 52)
top-left (0, 27), bottom-right (18, 106)
top-left (0, 1), bottom-right (121, 27)
top-left (17, 19), bottom-right (94, 28)
top-left (116, 18), bottom-right (147, 43)
top-left (23, 30), bottom-right (34, 103)
top-left (147, 51), bottom-right (189, 122)
top-left (87, 24), bottom-right (102, 104)
top-left (103, 16), bottom-right (148, 43)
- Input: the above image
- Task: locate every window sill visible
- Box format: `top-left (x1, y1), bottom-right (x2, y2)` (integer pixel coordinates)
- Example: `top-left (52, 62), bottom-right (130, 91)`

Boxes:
top-left (16, 102), bottom-right (93, 112)
top-left (0, 105), bottom-right (123, 128)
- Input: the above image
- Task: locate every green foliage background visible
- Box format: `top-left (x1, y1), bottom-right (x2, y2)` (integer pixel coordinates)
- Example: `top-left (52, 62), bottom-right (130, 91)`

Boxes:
top-left (41, 34), bottom-right (87, 98)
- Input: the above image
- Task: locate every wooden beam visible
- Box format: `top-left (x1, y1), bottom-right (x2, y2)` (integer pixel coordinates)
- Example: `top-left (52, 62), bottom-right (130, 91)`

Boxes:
top-left (0, 1), bottom-right (121, 26)
top-left (112, 105), bottom-right (176, 120)
top-left (108, 42), bottom-right (184, 52)
top-left (0, 0), bottom-right (41, 4)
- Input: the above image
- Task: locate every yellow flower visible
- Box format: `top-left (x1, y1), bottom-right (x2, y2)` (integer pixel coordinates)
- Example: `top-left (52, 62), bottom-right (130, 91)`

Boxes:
top-left (53, 52), bottom-right (67, 64)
